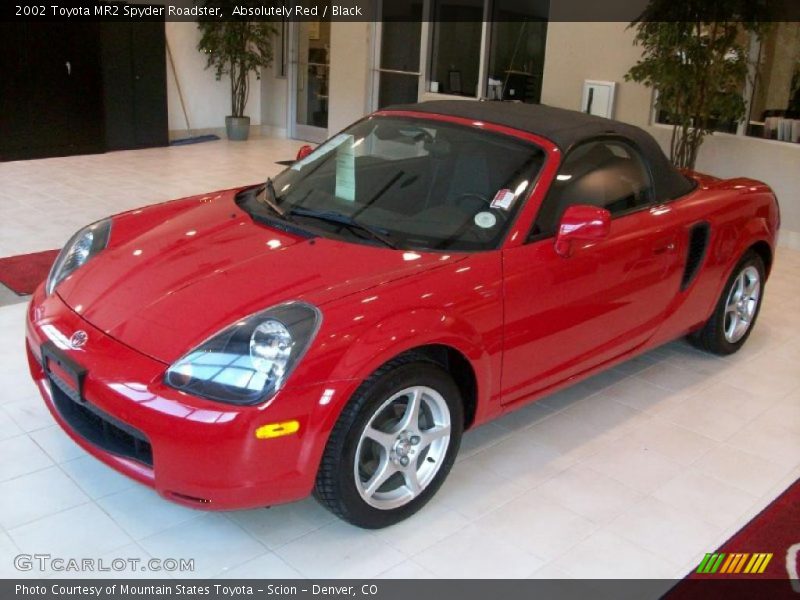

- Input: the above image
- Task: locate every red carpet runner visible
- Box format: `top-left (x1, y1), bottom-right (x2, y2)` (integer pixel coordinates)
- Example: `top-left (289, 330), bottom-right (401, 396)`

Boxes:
top-left (667, 478), bottom-right (800, 598)
top-left (0, 249), bottom-right (58, 295)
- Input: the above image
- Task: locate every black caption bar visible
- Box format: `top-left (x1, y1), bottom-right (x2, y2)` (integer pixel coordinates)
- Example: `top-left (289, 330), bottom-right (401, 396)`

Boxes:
top-left (4, 0), bottom-right (800, 23)
top-left (5, 579), bottom-right (800, 600)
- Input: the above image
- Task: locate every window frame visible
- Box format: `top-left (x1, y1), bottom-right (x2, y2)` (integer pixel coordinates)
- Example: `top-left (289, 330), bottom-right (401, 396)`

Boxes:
top-left (370, 0), bottom-right (547, 109)
top-left (650, 28), bottom-right (800, 146)
top-left (526, 134), bottom-right (657, 244)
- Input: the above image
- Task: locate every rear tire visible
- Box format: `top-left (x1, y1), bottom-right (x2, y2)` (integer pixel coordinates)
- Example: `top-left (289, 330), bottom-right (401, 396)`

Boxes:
top-left (688, 250), bottom-right (765, 355)
top-left (314, 357), bottom-right (463, 528)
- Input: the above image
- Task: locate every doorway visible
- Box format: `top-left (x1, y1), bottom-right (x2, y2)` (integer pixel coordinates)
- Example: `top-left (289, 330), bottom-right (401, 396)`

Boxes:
top-left (290, 20), bottom-right (331, 142)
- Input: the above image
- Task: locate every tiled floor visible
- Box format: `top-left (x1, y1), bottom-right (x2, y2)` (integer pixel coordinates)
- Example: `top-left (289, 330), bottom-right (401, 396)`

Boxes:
top-left (0, 140), bottom-right (798, 580)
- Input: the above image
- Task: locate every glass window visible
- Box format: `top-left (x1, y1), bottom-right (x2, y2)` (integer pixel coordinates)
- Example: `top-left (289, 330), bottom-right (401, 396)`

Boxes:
top-left (746, 22), bottom-right (800, 142)
top-left (429, 0), bottom-right (484, 96)
top-left (530, 140), bottom-right (654, 239)
top-left (375, 1), bottom-right (422, 108)
top-left (241, 117), bottom-right (546, 252)
top-left (486, 0), bottom-right (548, 102)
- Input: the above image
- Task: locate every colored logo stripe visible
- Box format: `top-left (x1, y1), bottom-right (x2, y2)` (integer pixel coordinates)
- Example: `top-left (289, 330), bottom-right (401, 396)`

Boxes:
top-left (696, 552), bottom-right (772, 574)
top-left (697, 553), bottom-right (725, 573)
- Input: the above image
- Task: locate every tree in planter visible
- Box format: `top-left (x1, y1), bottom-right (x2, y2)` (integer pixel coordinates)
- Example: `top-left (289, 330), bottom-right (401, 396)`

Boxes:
top-left (624, 0), bottom-right (770, 169)
top-left (196, 1), bottom-right (276, 140)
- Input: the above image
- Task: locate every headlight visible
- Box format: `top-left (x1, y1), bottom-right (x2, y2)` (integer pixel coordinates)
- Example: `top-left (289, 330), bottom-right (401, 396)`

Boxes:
top-left (46, 219), bottom-right (112, 295)
top-left (164, 302), bottom-right (321, 405)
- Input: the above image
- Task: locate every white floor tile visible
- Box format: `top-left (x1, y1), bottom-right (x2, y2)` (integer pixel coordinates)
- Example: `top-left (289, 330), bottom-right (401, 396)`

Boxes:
top-left (59, 455), bottom-right (137, 499)
top-left (97, 486), bottom-right (205, 540)
top-left (621, 418), bottom-right (717, 466)
top-left (603, 497), bottom-right (721, 566)
top-left (139, 514), bottom-right (267, 579)
top-left (0, 466), bottom-right (89, 529)
top-left (473, 491), bottom-right (597, 561)
top-left (412, 524), bottom-right (545, 578)
top-left (376, 559), bottom-right (436, 579)
top-left (536, 464), bottom-right (645, 524)
top-left (550, 530), bottom-right (679, 579)
top-left (651, 470), bottom-right (757, 528)
top-left (435, 460), bottom-right (526, 519)
top-left (30, 425), bottom-right (87, 463)
top-left (371, 496), bottom-right (469, 556)
top-left (274, 521), bottom-right (405, 579)
top-left (692, 444), bottom-right (791, 497)
top-left (0, 407), bottom-right (24, 440)
top-left (225, 498), bottom-right (335, 551)
top-left (213, 552), bottom-right (303, 579)
top-left (9, 503), bottom-right (132, 557)
top-left (582, 437), bottom-right (682, 494)
top-left (0, 530), bottom-right (22, 578)
top-left (0, 434), bottom-right (54, 481)
top-left (3, 397), bottom-right (54, 433)
top-left (470, 432), bottom-right (574, 489)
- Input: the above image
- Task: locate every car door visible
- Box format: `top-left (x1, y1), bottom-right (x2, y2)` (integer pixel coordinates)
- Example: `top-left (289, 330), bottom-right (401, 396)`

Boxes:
top-left (501, 138), bottom-right (683, 405)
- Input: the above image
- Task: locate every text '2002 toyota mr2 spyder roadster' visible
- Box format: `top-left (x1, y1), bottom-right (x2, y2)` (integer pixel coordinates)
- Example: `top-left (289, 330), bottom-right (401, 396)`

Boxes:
top-left (26, 101), bottom-right (779, 528)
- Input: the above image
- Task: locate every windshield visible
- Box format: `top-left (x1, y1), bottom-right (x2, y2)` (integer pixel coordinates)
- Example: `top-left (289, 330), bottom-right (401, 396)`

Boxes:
top-left (243, 116), bottom-right (546, 252)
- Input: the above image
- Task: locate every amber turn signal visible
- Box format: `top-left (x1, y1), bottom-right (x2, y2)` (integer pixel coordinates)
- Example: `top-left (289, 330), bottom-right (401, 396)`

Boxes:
top-left (255, 420), bottom-right (300, 439)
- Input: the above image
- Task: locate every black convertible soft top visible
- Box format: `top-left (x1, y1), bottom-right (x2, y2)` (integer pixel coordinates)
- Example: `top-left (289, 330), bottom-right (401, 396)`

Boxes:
top-left (385, 100), bottom-right (695, 203)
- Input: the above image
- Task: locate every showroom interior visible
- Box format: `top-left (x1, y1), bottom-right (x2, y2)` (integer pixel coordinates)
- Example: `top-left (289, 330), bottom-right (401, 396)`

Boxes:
top-left (1, 0), bottom-right (799, 584)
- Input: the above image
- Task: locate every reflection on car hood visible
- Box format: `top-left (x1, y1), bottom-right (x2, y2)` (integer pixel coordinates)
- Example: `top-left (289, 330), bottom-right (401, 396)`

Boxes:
top-left (57, 189), bottom-right (465, 364)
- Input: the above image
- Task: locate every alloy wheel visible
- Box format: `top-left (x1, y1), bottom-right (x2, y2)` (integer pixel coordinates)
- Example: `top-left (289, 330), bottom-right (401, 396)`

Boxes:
top-left (723, 265), bottom-right (761, 343)
top-left (354, 385), bottom-right (451, 510)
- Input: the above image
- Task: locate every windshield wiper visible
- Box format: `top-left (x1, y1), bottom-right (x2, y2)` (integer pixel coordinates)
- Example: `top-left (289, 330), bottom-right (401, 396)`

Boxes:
top-left (261, 178), bottom-right (297, 224)
top-left (288, 207), bottom-right (398, 249)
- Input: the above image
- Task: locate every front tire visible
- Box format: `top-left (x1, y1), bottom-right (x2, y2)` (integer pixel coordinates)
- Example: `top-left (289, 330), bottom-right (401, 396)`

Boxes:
top-left (314, 357), bottom-right (463, 528)
top-left (689, 250), bottom-right (765, 355)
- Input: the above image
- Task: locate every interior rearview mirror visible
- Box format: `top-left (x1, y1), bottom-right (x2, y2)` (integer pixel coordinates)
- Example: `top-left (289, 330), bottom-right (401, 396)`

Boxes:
top-left (296, 144), bottom-right (314, 162)
top-left (554, 204), bottom-right (611, 258)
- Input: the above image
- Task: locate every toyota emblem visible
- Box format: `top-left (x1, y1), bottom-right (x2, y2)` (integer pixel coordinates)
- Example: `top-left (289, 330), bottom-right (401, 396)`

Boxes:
top-left (69, 330), bottom-right (88, 349)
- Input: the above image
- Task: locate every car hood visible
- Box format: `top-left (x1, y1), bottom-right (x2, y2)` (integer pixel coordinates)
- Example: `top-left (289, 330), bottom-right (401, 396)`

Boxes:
top-left (57, 190), bottom-right (465, 364)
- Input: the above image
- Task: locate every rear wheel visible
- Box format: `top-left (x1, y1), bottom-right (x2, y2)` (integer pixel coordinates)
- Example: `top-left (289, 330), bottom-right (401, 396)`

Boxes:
top-left (689, 251), bottom-right (765, 355)
top-left (314, 358), bottom-right (463, 528)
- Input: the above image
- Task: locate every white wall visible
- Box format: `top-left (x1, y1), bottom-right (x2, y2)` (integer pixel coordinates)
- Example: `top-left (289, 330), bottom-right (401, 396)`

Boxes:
top-left (328, 22), bottom-right (372, 134)
top-left (165, 22), bottom-right (261, 135)
top-left (260, 48), bottom-right (289, 137)
top-left (541, 21), bottom-right (800, 248)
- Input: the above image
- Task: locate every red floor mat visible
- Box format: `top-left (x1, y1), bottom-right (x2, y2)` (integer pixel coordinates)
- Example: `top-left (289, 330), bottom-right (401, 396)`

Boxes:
top-left (668, 478), bottom-right (800, 598)
top-left (0, 249), bottom-right (59, 295)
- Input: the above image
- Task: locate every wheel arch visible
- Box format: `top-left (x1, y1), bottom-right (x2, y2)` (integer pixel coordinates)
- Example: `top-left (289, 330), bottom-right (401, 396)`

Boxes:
top-left (748, 239), bottom-right (773, 279)
top-left (388, 344), bottom-right (479, 430)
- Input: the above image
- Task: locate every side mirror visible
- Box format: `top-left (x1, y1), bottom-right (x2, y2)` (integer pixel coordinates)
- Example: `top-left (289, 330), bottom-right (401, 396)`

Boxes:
top-left (296, 144), bottom-right (314, 161)
top-left (554, 204), bottom-right (611, 258)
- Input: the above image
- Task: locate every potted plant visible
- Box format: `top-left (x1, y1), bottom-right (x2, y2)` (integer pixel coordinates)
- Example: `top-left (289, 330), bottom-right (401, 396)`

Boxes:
top-left (196, 2), bottom-right (276, 140)
top-left (624, 0), bottom-right (769, 169)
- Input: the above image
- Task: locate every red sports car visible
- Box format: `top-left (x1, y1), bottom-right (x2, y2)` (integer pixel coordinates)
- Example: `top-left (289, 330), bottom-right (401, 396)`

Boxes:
top-left (26, 101), bottom-right (779, 528)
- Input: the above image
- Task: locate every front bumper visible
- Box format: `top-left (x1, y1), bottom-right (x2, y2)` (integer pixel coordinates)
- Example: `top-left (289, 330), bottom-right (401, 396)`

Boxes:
top-left (25, 286), bottom-right (346, 510)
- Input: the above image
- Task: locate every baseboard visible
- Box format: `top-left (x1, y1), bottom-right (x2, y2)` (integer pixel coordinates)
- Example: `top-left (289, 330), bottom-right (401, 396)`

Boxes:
top-left (778, 229), bottom-right (800, 251)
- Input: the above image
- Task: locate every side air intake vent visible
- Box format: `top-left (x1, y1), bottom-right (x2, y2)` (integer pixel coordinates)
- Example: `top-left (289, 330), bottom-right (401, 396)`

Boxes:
top-left (681, 222), bottom-right (710, 290)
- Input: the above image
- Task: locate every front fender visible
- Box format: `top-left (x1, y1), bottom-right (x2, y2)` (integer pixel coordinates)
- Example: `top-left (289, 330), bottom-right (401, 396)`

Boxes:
top-left (296, 252), bottom-right (505, 435)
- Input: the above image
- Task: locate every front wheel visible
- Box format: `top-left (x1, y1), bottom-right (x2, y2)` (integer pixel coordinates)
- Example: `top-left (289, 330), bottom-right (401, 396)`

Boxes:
top-left (689, 250), bottom-right (765, 355)
top-left (314, 358), bottom-right (463, 528)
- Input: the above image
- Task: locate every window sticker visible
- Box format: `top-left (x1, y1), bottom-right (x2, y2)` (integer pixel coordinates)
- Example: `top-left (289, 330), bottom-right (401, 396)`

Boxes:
top-left (490, 188), bottom-right (517, 211)
top-left (474, 211), bottom-right (497, 229)
top-left (291, 133), bottom-right (351, 171)
top-left (334, 134), bottom-right (356, 202)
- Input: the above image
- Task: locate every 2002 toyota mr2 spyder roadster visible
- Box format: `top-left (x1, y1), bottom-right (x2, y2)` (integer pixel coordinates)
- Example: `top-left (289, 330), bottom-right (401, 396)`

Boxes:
top-left (26, 101), bottom-right (779, 528)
